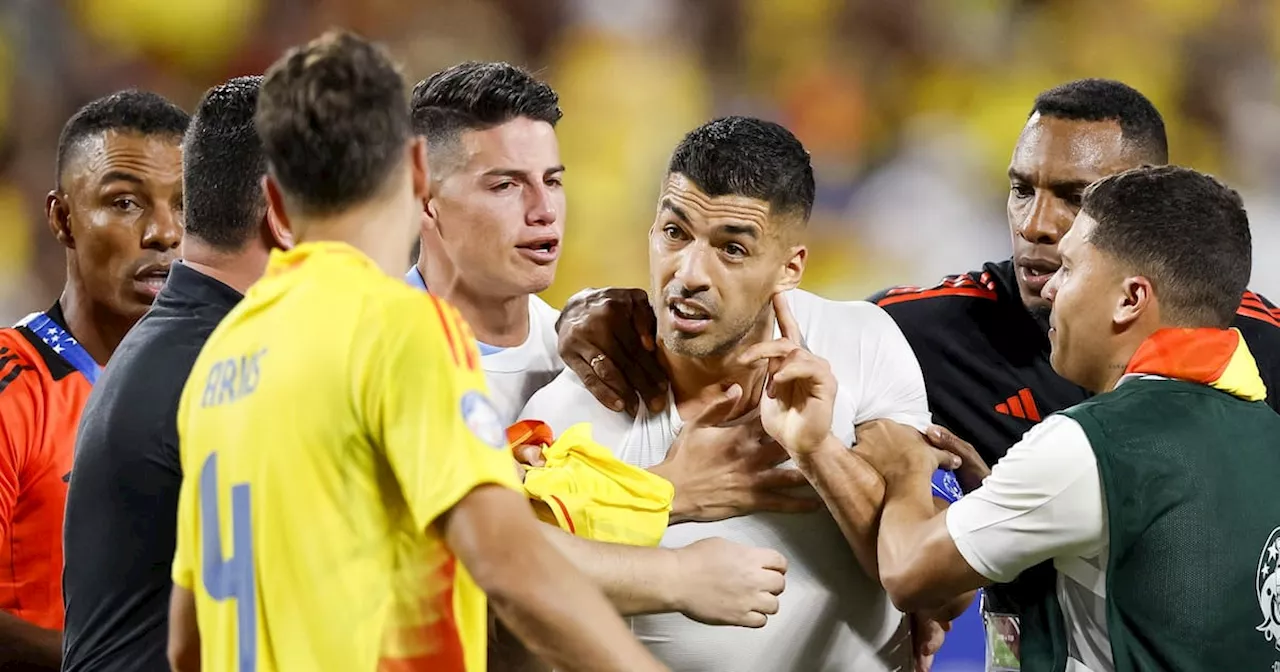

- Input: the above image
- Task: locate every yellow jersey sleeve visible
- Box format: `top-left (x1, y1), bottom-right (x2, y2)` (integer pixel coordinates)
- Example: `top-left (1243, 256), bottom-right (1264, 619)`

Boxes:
top-left (362, 293), bottom-right (521, 533)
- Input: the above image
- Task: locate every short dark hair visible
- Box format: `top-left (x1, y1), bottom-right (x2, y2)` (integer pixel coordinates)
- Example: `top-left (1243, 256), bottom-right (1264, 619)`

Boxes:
top-left (410, 62), bottom-right (561, 162)
top-left (1030, 79), bottom-right (1169, 163)
top-left (55, 90), bottom-right (189, 188)
top-left (1082, 165), bottom-right (1250, 328)
top-left (255, 31), bottom-right (411, 216)
top-left (183, 76), bottom-right (266, 251)
top-left (667, 116), bottom-right (815, 222)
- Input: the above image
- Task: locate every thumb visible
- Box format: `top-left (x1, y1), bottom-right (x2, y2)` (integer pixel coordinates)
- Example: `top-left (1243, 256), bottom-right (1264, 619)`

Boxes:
top-left (512, 443), bottom-right (547, 467)
top-left (693, 383), bottom-right (743, 427)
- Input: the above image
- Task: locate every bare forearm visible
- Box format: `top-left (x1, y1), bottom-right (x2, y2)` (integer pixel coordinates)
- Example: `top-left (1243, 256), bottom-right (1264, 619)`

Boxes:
top-left (167, 585), bottom-right (201, 672)
top-left (491, 530), bottom-right (667, 671)
top-left (0, 611), bottom-right (60, 670)
top-left (878, 473), bottom-right (952, 612)
top-left (540, 525), bottom-right (678, 615)
top-left (447, 487), bottom-right (665, 672)
top-left (933, 591), bottom-right (978, 624)
top-left (794, 435), bottom-right (886, 579)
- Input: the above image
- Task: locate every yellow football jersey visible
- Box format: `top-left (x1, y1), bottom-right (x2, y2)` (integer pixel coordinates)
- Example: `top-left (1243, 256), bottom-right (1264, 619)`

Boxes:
top-left (172, 242), bottom-right (521, 672)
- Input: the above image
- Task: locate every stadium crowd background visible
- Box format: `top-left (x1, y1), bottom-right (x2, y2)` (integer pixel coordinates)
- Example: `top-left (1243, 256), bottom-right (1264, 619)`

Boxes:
top-left (2, 0), bottom-right (1279, 327)
top-left (0, 2), bottom-right (1276, 671)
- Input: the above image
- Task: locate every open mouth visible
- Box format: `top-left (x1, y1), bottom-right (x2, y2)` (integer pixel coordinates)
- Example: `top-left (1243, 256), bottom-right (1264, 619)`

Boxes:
top-left (516, 239), bottom-right (560, 264)
top-left (133, 266), bottom-right (170, 296)
top-left (667, 299), bottom-right (712, 334)
top-left (1017, 259), bottom-right (1059, 290)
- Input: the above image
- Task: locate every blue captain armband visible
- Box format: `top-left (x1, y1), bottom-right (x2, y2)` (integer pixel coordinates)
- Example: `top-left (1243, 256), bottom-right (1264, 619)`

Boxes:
top-left (932, 468), bottom-right (964, 504)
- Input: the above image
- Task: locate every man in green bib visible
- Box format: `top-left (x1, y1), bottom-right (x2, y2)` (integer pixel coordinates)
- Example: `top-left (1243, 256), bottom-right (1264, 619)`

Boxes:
top-left (855, 164), bottom-right (1280, 672)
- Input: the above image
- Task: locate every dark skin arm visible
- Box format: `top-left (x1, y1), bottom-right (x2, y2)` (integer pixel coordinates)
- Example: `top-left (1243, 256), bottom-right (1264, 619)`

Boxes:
top-left (556, 287), bottom-right (668, 416)
top-left (0, 612), bottom-right (60, 671)
top-left (924, 425), bottom-right (991, 494)
top-left (167, 586), bottom-right (201, 672)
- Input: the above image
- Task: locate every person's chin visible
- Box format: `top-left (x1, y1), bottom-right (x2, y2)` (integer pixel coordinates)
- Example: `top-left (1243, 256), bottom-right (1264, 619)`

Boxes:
top-left (120, 296), bottom-right (151, 322)
top-left (523, 275), bottom-right (555, 297)
top-left (1048, 347), bottom-right (1064, 375)
top-left (662, 329), bottom-right (710, 357)
top-left (1023, 296), bottom-right (1052, 324)
top-left (518, 262), bottom-right (557, 293)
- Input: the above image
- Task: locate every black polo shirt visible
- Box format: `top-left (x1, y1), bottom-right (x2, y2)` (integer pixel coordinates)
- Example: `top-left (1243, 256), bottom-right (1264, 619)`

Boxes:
top-left (870, 258), bottom-right (1280, 466)
top-left (62, 262), bottom-right (242, 672)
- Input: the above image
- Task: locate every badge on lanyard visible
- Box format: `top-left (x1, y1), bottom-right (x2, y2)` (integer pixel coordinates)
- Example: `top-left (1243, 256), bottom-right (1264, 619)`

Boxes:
top-left (16, 312), bottom-right (102, 385)
top-left (981, 590), bottom-right (1022, 671)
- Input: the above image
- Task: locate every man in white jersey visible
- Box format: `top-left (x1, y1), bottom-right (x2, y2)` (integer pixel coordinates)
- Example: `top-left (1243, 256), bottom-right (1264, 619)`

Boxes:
top-left (521, 116), bottom-right (961, 672)
top-left (405, 62), bottom-right (563, 424)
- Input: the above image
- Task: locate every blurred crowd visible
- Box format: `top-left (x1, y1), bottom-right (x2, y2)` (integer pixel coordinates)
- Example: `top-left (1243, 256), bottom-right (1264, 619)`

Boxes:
top-left (1, 0), bottom-right (1278, 324)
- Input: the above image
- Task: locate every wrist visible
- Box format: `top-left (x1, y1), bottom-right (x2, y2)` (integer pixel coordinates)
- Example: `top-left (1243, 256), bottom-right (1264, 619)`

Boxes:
top-left (881, 458), bottom-right (934, 498)
top-left (661, 547), bottom-right (689, 613)
top-left (793, 434), bottom-right (847, 472)
top-left (648, 464), bottom-right (690, 524)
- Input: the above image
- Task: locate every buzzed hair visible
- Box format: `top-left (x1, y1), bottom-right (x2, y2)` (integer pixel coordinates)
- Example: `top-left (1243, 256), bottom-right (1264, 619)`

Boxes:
top-left (55, 90), bottom-right (189, 188)
top-left (255, 30), bottom-right (411, 216)
top-left (1031, 79), bottom-right (1169, 164)
top-left (667, 116), bottom-right (815, 222)
top-left (1082, 165), bottom-right (1250, 328)
top-left (410, 62), bottom-right (561, 171)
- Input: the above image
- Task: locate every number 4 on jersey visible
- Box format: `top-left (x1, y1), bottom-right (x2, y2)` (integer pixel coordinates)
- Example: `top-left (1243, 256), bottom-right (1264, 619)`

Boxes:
top-left (200, 453), bottom-right (257, 672)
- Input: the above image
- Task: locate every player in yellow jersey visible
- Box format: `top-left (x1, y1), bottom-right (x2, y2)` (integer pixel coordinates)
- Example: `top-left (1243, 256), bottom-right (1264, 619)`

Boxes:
top-left (167, 31), bottom-right (667, 672)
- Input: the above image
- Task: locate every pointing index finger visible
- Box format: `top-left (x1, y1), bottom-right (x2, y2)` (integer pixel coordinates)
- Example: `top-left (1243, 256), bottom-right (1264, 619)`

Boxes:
top-left (773, 293), bottom-right (801, 343)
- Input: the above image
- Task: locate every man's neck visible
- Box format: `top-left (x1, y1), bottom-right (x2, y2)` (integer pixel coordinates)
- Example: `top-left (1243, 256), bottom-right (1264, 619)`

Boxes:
top-left (58, 276), bottom-right (131, 366)
top-left (418, 258), bottom-right (530, 348)
top-left (297, 195), bottom-right (414, 278)
top-left (663, 317), bottom-right (775, 420)
top-left (1094, 330), bottom-right (1151, 393)
top-left (181, 236), bottom-right (269, 295)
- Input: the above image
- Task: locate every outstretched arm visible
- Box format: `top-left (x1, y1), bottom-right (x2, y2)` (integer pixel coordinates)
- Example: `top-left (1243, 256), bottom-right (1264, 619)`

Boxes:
top-left (443, 485), bottom-right (666, 672)
top-left (859, 417), bottom-right (1105, 613)
top-left (541, 526), bottom-right (786, 627)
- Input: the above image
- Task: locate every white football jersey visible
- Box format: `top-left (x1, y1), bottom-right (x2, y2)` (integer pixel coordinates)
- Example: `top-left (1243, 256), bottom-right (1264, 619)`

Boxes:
top-left (405, 266), bottom-right (563, 425)
top-left (520, 289), bottom-right (932, 672)
top-left (480, 294), bottom-right (563, 425)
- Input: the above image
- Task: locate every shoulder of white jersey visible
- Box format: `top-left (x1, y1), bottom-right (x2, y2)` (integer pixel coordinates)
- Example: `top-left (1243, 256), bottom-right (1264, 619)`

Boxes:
top-left (784, 288), bottom-right (905, 352)
top-left (517, 366), bottom-right (630, 438)
top-left (527, 294), bottom-right (563, 360)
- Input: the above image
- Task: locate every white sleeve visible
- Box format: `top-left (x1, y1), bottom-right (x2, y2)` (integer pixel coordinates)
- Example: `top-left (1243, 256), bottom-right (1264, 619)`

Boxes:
top-left (530, 294), bottom-right (566, 372)
top-left (855, 305), bottom-right (931, 431)
top-left (944, 415), bottom-right (1107, 583)
top-left (800, 296), bottom-right (931, 431)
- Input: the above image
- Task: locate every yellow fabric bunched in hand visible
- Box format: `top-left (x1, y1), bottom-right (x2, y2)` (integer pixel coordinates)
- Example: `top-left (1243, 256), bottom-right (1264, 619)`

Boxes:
top-left (509, 420), bottom-right (673, 547)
